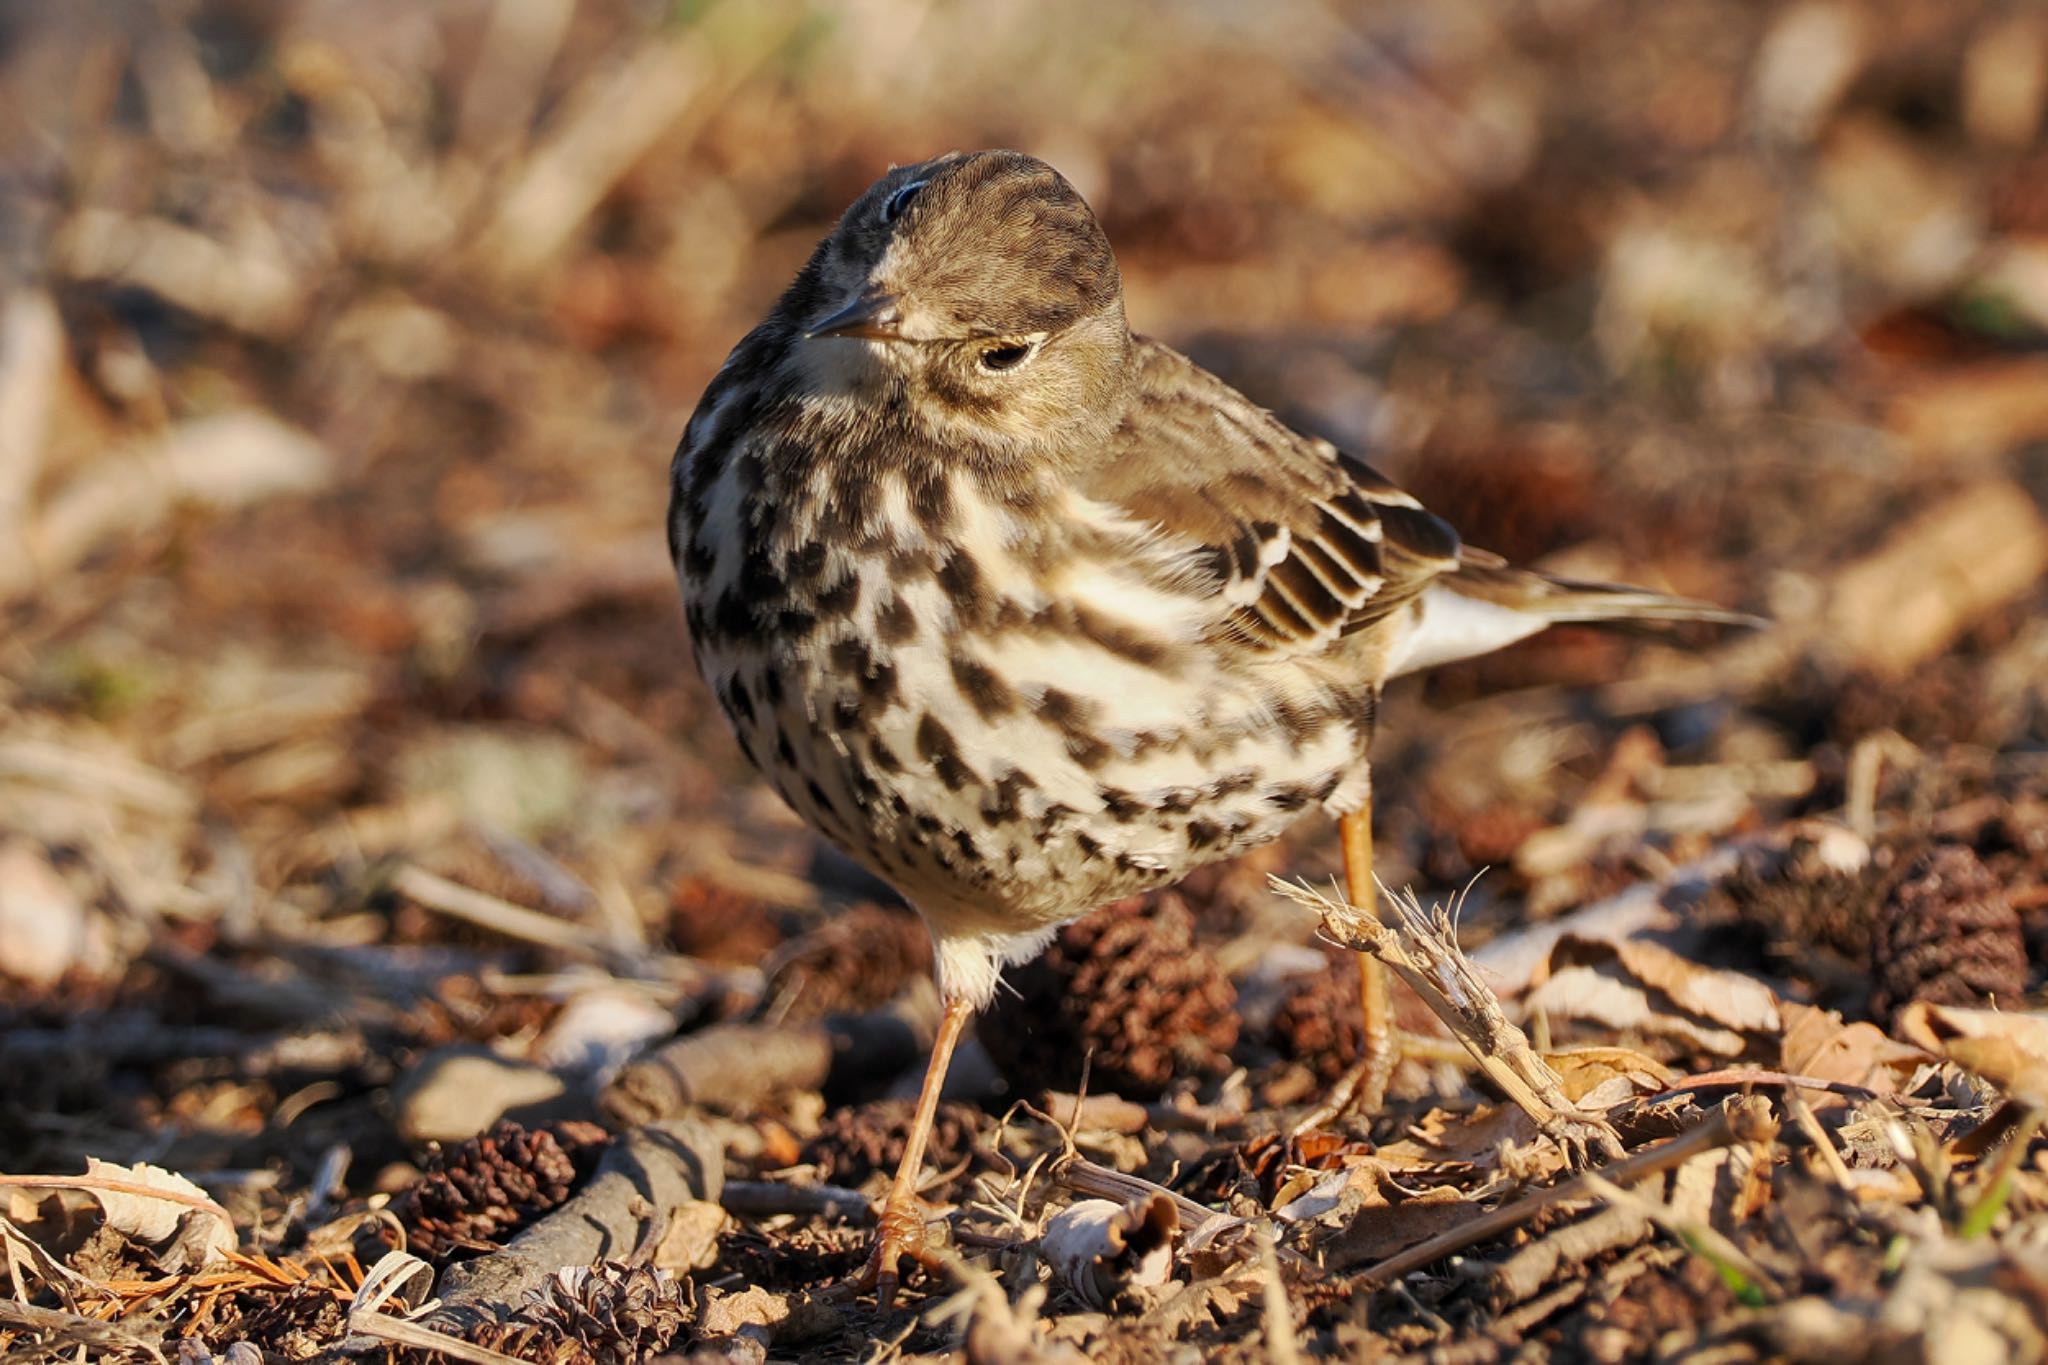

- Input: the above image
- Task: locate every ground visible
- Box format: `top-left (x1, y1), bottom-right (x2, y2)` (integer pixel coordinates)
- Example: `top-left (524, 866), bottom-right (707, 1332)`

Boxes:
top-left (1, 1), bottom-right (2046, 1361)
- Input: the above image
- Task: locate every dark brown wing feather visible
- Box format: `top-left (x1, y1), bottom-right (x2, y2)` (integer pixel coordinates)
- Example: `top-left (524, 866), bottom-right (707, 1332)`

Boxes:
top-left (1082, 338), bottom-right (1461, 654)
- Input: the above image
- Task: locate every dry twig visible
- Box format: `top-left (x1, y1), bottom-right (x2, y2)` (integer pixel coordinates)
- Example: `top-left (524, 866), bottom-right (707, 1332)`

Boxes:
top-left (1274, 876), bottom-right (1625, 1162)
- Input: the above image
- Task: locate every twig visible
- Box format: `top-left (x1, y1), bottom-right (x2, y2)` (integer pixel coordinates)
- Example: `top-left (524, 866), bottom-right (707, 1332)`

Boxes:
top-left (601, 1000), bottom-right (934, 1124)
top-left (0, 290), bottom-right (61, 542)
top-left (1255, 1229), bottom-right (1304, 1365)
top-left (1346, 1096), bottom-right (1771, 1288)
top-left (1631, 1068), bottom-right (1884, 1107)
top-left (1782, 1091), bottom-right (1856, 1192)
top-left (720, 1180), bottom-right (874, 1225)
top-left (390, 863), bottom-right (608, 957)
top-left (0, 736), bottom-right (196, 818)
top-left (1845, 731), bottom-right (1921, 842)
top-left (1274, 876), bottom-right (1624, 1163)
top-left (10, 410), bottom-right (332, 604)
top-left (0, 1299), bottom-right (166, 1364)
top-left (344, 1310), bottom-right (526, 1365)
top-left (1485, 1203), bottom-right (1651, 1307)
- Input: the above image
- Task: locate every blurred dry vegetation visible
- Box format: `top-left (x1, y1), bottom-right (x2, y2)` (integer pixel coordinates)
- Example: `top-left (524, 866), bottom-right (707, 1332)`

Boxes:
top-left (2, 0), bottom-right (2048, 1361)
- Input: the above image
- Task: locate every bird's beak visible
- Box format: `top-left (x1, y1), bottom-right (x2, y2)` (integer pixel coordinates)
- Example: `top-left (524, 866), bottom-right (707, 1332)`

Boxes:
top-left (806, 289), bottom-right (906, 341)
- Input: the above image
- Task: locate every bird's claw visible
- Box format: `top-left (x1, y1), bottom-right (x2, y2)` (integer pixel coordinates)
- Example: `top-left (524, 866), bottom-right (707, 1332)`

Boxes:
top-left (830, 1196), bottom-right (941, 1310)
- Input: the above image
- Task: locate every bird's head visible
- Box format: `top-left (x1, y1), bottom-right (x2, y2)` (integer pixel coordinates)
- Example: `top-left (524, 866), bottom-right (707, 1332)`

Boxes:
top-left (781, 150), bottom-right (1134, 464)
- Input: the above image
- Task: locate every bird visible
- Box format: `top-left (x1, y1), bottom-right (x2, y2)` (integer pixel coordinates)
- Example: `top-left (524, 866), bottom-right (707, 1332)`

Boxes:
top-left (667, 149), bottom-right (1751, 1301)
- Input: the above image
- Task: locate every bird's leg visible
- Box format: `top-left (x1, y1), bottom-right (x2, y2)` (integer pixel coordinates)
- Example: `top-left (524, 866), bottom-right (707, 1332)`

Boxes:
top-left (839, 994), bottom-right (974, 1308)
top-left (1340, 804), bottom-right (1398, 1113)
top-left (1296, 804), bottom-right (1398, 1131)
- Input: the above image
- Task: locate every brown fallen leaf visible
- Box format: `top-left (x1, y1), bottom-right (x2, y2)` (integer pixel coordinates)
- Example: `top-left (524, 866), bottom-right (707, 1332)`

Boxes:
top-left (1544, 1045), bottom-right (1679, 1103)
top-left (1896, 1003), bottom-right (2048, 1110)
top-left (1321, 1194), bottom-right (1486, 1273)
top-left (1889, 358), bottom-right (2048, 467)
top-left (1524, 934), bottom-right (1781, 1057)
top-left (1779, 1001), bottom-right (1929, 1095)
top-left (1824, 478), bottom-right (2048, 676)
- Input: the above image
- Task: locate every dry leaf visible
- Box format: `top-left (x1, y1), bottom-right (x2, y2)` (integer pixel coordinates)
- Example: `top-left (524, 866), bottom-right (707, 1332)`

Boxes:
top-left (83, 1158), bottom-right (236, 1265)
top-left (1824, 478), bottom-right (2048, 674)
top-left (1779, 1002), bottom-right (1928, 1094)
top-left (653, 1199), bottom-right (729, 1272)
top-left (1526, 932), bottom-right (1783, 1058)
top-left (1041, 1194), bottom-right (1179, 1310)
top-left (1606, 938), bottom-right (1781, 1033)
top-left (1530, 965), bottom-right (1751, 1051)
top-left (1895, 1004), bottom-right (2048, 1109)
top-left (1544, 1045), bottom-right (1680, 1103)
top-left (0, 840), bottom-right (91, 986)
top-left (1322, 1195), bottom-right (1486, 1273)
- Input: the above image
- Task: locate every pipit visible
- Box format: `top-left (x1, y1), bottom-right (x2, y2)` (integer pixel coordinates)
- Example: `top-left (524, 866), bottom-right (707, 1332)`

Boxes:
top-left (669, 150), bottom-right (1748, 1299)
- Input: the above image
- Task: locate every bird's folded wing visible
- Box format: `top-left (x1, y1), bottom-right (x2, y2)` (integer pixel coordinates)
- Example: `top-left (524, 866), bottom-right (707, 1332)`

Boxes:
top-left (1083, 339), bottom-right (1463, 655)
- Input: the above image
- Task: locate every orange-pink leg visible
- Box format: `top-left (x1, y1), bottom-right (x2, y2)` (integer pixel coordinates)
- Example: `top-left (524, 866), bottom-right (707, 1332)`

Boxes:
top-left (839, 995), bottom-right (973, 1307)
top-left (1341, 806), bottom-right (1398, 1113)
top-left (1297, 805), bottom-right (1398, 1130)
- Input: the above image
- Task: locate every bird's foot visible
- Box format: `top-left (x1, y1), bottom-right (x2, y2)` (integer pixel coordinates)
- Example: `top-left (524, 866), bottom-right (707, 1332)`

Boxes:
top-left (831, 1195), bottom-right (944, 1310)
top-left (1291, 1036), bottom-right (1399, 1137)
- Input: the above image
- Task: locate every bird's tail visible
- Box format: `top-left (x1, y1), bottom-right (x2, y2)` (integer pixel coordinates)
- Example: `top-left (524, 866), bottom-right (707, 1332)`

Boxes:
top-left (1449, 559), bottom-right (1763, 631)
top-left (1441, 556), bottom-right (1761, 634)
top-left (1387, 553), bottom-right (1760, 677)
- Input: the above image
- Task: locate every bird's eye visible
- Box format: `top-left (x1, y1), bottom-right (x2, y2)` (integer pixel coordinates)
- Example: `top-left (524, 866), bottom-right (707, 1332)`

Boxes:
top-left (979, 342), bottom-right (1033, 372)
top-left (879, 178), bottom-right (927, 225)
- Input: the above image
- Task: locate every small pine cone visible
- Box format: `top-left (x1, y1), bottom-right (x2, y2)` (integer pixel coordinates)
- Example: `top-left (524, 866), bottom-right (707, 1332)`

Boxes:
top-left (979, 894), bottom-right (1238, 1100)
top-left (394, 1120), bottom-right (610, 1260)
top-left (467, 1320), bottom-right (599, 1365)
top-left (799, 1098), bottom-right (981, 1186)
top-left (1267, 964), bottom-right (1364, 1086)
top-left (485, 1264), bottom-right (691, 1365)
top-left (761, 904), bottom-right (933, 1021)
top-left (1709, 839), bottom-right (1889, 963)
top-left (1870, 845), bottom-right (2028, 1026)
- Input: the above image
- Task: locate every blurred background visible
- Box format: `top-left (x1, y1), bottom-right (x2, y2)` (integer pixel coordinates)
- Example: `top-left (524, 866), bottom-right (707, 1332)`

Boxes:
top-left (3, 0), bottom-right (2047, 1186)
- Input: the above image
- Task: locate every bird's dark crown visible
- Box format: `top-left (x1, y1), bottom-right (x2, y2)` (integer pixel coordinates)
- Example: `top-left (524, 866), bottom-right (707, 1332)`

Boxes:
top-left (752, 151), bottom-right (1135, 469)
top-left (785, 150), bottom-right (1124, 343)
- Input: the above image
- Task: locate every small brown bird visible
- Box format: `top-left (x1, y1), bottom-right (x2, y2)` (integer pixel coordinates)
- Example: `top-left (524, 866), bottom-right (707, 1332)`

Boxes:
top-left (669, 150), bottom-right (1747, 1298)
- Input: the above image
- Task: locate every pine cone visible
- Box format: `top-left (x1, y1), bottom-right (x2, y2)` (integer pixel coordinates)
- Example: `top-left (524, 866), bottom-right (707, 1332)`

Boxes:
top-left (1870, 845), bottom-right (2028, 1027)
top-left (1267, 963), bottom-right (1364, 1086)
top-left (978, 895), bottom-right (1238, 1100)
top-left (1707, 837), bottom-right (1890, 963)
top-left (474, 1264), bottom-right (691, 1365)
top-left (761, 904), bottom-right (933, 1021)
top-left (800, 1098), bottom-right (982, 1186)
top-left (393, 1120), bottom-right (610, 1260)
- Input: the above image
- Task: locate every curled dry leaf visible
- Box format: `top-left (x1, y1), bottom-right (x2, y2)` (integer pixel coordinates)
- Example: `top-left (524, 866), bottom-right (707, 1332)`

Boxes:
top-left (83, 1157), bottom-right (236, 1265)
top-left (1778, 1001), bottom-right (1930, 1095)
top-left (1895, 1004), bottom-right (2048, 1110)
top-left (1041, 1192), bottom-right (1179, 1310)
top-left (1542, 1045), bottom-right (1679, 1104)
top-left (1525, 934), bottom-right (1781, 1057)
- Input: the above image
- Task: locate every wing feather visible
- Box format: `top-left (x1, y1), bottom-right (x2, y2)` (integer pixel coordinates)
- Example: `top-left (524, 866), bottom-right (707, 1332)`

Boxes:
top-left (1082, 339), bottom-right (1462, 657)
